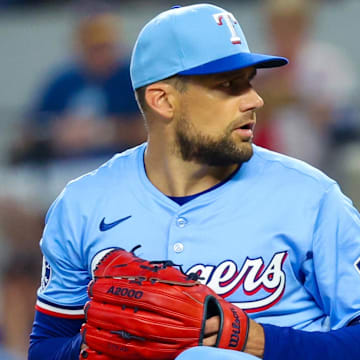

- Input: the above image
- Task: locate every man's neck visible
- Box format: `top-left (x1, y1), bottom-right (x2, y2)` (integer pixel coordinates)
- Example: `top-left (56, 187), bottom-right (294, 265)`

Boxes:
top-left (144, 142), bottom-right (239, 197)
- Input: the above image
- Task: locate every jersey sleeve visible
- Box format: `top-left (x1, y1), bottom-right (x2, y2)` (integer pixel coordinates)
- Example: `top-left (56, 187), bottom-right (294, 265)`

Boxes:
top-left (28, 310), bottom-right (83, 360)
top-left (305, 183), bottom-right (360, 328)
top-left (36, 185), bottom-right (90, 319)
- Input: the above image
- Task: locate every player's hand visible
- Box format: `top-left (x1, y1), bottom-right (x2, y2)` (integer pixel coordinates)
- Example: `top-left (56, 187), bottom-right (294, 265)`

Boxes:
top-left (203, 315), bottom-right (265, 359)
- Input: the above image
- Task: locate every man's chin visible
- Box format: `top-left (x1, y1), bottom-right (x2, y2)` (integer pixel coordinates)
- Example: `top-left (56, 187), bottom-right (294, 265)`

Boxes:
top-left (200, 142), bottom-right (253, 167)
top-left (236, 142), bottom-right (253, 163)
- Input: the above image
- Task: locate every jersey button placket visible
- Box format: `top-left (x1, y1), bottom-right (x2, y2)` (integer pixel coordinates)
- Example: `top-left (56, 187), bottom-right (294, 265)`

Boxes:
top-left (174, 217), bottom-right (187, 252)
top-left (168, 215), bottom-right (188, 256)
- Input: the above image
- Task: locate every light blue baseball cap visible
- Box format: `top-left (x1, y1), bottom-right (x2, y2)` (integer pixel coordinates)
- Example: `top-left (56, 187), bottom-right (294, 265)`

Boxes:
top-left (130, 4), bottom-right (288, 89)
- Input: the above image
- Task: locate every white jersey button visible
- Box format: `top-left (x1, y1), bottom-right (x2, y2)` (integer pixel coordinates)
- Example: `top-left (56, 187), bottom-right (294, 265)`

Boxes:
top-left (176, 217), bottom-right (187, 228)
top-left (173, 242), bottom-right (184, 253)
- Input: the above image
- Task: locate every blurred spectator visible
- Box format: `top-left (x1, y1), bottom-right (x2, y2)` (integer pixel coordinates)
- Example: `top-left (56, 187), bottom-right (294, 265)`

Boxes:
top-left (1, 8), bottom-right (146, 292)
top-left (253, 0), bottom-right (358, 172)
top-left (11, 11), bottom-right (145, 164)
top-left (0, 11), bottom-right (146, 358)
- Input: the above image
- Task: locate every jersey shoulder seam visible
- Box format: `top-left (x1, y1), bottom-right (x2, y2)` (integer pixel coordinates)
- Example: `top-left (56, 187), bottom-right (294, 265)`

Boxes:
top-left (253, 149), bottom-right (337, 192)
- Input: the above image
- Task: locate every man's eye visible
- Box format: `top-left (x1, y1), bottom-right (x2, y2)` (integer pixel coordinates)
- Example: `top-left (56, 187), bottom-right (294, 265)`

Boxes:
top-left (220, 81), bottom-right (232, 88)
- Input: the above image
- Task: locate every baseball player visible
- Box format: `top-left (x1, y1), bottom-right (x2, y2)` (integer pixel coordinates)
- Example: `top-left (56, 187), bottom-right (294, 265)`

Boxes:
top-left (28, 4), bottom-right (360, 360)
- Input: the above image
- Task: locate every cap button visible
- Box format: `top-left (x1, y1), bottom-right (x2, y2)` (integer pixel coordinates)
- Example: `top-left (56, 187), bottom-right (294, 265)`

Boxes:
top-left (171, 5), bottom-right (182, 9)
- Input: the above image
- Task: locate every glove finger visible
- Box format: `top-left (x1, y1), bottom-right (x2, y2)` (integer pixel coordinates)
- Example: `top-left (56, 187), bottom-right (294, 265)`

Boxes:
top-left (86, 300), bottom-right (201, 343)
top-left (91, 277), bottom-right (206, 319)
top-left (94, 249), bottom-right (193, 285)
top-left (83, 323), bottom-right (193, 359)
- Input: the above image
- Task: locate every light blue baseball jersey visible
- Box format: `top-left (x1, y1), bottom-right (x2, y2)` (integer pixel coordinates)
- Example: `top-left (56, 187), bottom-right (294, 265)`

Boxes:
top-left (36, 143), bottom-right (360, 330)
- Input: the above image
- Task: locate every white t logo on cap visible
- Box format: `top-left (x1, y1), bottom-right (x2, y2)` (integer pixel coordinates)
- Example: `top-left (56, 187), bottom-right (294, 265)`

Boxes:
top-left (213, 12), bottom-right (241, 45)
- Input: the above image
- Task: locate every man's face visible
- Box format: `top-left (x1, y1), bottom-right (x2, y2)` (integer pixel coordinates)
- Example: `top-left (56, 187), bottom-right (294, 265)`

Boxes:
top-left (173, 67), bottom-right (264, 166)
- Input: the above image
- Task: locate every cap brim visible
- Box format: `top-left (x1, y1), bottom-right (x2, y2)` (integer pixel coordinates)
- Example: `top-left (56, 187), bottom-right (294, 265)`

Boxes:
top-left (178, 52), bottom-right (288, 75)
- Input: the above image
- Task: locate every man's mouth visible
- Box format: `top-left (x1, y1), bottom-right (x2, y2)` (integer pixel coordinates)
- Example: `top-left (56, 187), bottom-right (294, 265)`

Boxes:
top-left (232, 121), bottom-right (255, 138)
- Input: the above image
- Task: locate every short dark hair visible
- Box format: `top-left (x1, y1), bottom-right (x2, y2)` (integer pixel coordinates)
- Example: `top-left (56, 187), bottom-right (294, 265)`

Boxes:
top-left (135, 75), bottom-right (189, 115)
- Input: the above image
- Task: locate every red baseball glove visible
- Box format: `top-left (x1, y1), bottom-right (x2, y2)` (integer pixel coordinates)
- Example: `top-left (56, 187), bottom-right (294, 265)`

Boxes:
top-left (80, 247), bottom-right (249, 359)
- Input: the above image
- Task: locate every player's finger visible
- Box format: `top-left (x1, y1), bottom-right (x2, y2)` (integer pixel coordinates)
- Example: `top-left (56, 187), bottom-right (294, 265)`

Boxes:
top-left (202, 333), bottom-right (218, 346)
top-left (204, 315), bottom-right (220, 336)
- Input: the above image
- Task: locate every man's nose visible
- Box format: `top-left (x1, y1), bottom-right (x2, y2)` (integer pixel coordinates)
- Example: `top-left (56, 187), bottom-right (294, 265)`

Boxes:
top-left (240, 88), bottom-right (264, 112)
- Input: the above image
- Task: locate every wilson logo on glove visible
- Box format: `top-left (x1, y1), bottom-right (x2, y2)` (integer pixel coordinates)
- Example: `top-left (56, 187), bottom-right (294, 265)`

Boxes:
top-left (229, 307), bottom-right (242, 348)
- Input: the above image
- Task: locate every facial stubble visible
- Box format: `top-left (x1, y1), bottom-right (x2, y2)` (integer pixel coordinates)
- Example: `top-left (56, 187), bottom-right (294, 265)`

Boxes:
top-left (174, 110), bottom-right (254, 167)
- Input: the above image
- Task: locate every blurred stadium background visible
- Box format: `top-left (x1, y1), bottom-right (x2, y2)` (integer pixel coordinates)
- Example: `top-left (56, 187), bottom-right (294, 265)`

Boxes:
top-left (0, 0), bottom-right (360, 358)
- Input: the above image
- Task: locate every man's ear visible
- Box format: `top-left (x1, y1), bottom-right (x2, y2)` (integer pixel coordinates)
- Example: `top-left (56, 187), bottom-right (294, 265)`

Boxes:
top-left (145, 83), bottom-right (177, 120)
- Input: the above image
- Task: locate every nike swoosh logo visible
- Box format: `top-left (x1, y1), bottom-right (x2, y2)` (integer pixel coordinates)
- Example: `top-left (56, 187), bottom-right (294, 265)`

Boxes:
top-left (99, 215), bottom-right (132, 232)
